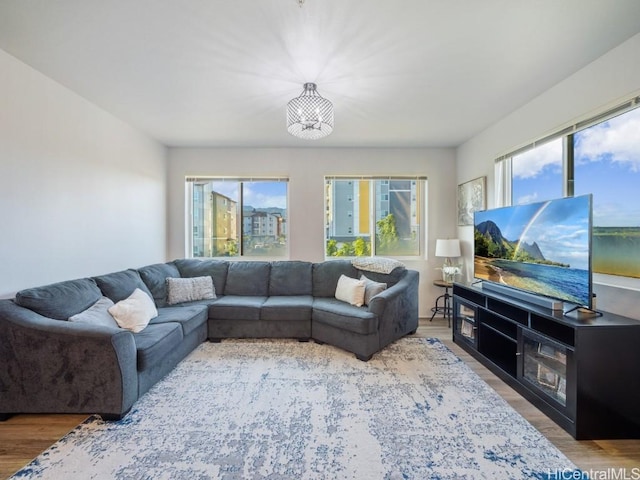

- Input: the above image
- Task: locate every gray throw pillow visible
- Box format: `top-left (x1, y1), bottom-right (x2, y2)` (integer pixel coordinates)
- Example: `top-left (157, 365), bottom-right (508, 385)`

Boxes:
top-left (68, 296), bottom-right (119, 329)
top-left (361, 274), bottom-right (387, 306)
top-left (166, 276), bottom-right (216, 305)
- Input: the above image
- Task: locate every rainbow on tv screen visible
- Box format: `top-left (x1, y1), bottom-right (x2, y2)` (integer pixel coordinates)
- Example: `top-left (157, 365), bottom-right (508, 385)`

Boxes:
top-left (474, 195), bottom-right (592, 308)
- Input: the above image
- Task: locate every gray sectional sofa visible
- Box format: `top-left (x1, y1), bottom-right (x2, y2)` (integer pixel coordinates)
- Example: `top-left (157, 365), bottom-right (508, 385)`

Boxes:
top-left (0, 259), bottom-right (419, 420)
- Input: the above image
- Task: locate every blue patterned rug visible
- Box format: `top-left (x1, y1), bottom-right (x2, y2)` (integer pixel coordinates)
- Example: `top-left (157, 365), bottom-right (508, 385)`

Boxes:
top-left (11, 338), bottom-right (581, 479)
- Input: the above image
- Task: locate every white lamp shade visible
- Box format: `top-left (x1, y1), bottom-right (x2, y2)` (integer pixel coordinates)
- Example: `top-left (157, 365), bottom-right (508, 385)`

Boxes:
top-left (435, 239), bottom-right (461, 258)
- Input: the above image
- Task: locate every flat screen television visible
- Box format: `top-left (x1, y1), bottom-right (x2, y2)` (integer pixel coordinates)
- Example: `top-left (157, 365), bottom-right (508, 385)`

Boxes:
top-left (474, 194), bottom-right (593, 309)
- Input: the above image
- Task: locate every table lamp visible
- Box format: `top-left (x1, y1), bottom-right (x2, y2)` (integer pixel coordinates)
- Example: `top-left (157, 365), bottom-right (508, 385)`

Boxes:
top-left (435, 239), bottom-right (461, 282)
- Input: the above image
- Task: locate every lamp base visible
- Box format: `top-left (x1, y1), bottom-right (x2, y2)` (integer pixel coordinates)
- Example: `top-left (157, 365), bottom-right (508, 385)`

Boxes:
top-left (442, 271), bottom-right (456, 283)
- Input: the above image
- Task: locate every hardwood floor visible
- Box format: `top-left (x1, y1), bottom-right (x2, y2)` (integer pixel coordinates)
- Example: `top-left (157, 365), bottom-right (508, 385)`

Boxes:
top-left (1, 318), bottom-right (639, 478)
top-left (0, 413), bottom-right (88, 479)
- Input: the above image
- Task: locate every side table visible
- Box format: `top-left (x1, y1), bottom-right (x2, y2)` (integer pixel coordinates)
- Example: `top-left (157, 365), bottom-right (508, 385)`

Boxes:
top-left (430, 280), bottom-right (453, 327)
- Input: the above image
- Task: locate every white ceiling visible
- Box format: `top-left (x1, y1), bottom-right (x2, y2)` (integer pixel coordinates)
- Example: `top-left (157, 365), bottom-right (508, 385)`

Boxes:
top-left (1, 0), bottom-right (640, 148)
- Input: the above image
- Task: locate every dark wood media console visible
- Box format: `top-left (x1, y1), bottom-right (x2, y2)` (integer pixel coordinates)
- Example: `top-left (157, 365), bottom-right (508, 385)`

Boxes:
top-left (452, 282), bottom-right (640, 440)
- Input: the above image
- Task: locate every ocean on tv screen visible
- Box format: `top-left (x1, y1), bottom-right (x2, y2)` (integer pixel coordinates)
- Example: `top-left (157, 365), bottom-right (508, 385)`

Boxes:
top-left (474, 195), bottom-right (592, 308)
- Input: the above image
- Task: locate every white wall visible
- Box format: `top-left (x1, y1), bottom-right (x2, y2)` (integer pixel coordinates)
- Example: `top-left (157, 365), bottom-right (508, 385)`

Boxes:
top-left (456, 32), bottom-right (640, 319)
top-left (0, 49), bottom-right (167, 298)
top-left (167, 147), bottom-right (457, 317)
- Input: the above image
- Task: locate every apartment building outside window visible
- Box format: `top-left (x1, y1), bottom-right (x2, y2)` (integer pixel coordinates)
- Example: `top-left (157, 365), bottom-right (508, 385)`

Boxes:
top-left (325, 176), bottom-right (425, 258)
top-left (187, 178), bottom-right (288, 258)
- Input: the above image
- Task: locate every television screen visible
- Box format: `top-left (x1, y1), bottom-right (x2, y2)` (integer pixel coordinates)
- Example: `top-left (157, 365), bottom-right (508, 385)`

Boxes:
top-left (474, 195), bottom-right (592, 308)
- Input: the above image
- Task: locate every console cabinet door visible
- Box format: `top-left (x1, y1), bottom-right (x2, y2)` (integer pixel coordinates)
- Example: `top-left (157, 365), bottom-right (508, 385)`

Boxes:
top-left (519, 329), bottom-right (576, 418)
top-left (453, 298), bottom-right (478, 348)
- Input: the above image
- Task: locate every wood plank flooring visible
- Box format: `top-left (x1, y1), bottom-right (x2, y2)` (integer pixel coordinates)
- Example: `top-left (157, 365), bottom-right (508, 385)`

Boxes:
top-left (1, 318), bottom-right (639, 478)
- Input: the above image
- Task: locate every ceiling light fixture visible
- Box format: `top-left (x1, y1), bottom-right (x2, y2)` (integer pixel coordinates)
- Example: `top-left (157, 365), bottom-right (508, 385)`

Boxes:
top-left (286, 83), bottom-right (334, 140)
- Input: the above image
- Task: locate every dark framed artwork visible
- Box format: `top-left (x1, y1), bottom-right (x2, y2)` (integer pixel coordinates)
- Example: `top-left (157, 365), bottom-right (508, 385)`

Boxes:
top-left (457, 176), bottom-right (486, 226)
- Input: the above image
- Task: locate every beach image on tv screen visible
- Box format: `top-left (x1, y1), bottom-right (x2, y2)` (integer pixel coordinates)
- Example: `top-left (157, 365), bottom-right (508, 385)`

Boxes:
top-left (474, 195), bottom-right (592, 307)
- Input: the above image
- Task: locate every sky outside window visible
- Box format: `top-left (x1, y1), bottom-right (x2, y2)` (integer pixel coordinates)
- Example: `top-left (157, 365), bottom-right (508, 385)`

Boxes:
top-left (511, 138), bottom-right (563, 206)
top-left (206, 182), bottom-right (287, 209)
top-left (574, 107), bottom-right (640, 227)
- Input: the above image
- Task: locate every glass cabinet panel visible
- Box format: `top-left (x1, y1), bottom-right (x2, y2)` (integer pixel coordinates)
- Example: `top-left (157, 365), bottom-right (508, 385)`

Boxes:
top-left (454, 300), bottom-right (477, 345)
top-left (522, 332), bottom-right (569, 406)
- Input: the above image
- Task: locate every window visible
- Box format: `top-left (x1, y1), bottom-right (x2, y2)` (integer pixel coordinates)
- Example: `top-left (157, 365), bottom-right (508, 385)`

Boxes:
top-left (512, 138), bottom-right (563, 205)
top-left (574, 107), bottom-right (640, 278)
top-left (187, 178), bottom-right (288, 258)
top-left (325, 177), bottom-right (425, 257)
top-left (498, 99), bottom-right (640, 279)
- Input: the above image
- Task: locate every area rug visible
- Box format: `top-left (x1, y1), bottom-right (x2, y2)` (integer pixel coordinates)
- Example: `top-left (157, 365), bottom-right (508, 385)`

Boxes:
top-left (11, 338), bottom-right (581, 479)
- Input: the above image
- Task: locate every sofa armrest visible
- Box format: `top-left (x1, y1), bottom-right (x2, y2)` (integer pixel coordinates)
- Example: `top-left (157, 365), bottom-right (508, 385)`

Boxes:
top-left (0, 300), bottom-right (138, 418)
top-left (367, 270), bottom-right (419, 348)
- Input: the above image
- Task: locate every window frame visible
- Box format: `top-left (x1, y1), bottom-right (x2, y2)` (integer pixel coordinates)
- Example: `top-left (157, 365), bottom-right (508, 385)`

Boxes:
top-left (324, 175), bottom-right (428, 260)
top-left (495, 96), bottom-right (640, 288)
top-left (185, 176), bottom-right (289, 259)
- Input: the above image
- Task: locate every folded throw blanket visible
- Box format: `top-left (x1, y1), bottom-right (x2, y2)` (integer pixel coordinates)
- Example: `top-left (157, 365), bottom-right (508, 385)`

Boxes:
top-left (351, 257), bottom-right (405, 274)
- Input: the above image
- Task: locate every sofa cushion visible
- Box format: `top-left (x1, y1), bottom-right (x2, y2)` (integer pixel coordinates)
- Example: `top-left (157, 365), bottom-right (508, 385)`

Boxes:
top-left (166, 276), bottom-right (215, 305)
top-left (225, 262), bottom-right (270, 296)
top-left (208, 295), bottom-right (267, 321)
top-left (269, 261), bottom-right (313, 296)
top-left (68, 296), bottom-right (119, 329)
top-left (150, 305), bottom-right (208, 337)
top-left (312, 298), bottom-right (378, 335)
top-left (261, 295), bottom-right (313, 321)
top-left (93, 269), bottom-right (153, 303)
top-left (312, 260), bottom-right (359, 297)
top-left (108, 288), bottom-right (158, 333)
top-left (15, 278), bottom-right (102, 320)
top-left (132, 322), bottom-right (183, 372)
top-left (174, 258), bottom-right (228, 296)
top-left (171, 297), bottom-right (223, 308)
top-left (138, 262), bottom-right (181, 307)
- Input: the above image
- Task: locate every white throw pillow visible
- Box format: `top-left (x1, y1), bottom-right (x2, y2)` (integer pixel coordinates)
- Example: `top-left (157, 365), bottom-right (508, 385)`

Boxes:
top-left (108, 288), bottom-right (158, 333)
top-left (360, 274), bottom-right (387, 306)
top-left (68, 296), bottom-right (119, 329)
top-left (335, 274), bottom-right (366, 307)
top-left (166, 276), bottom-right (215, 305)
